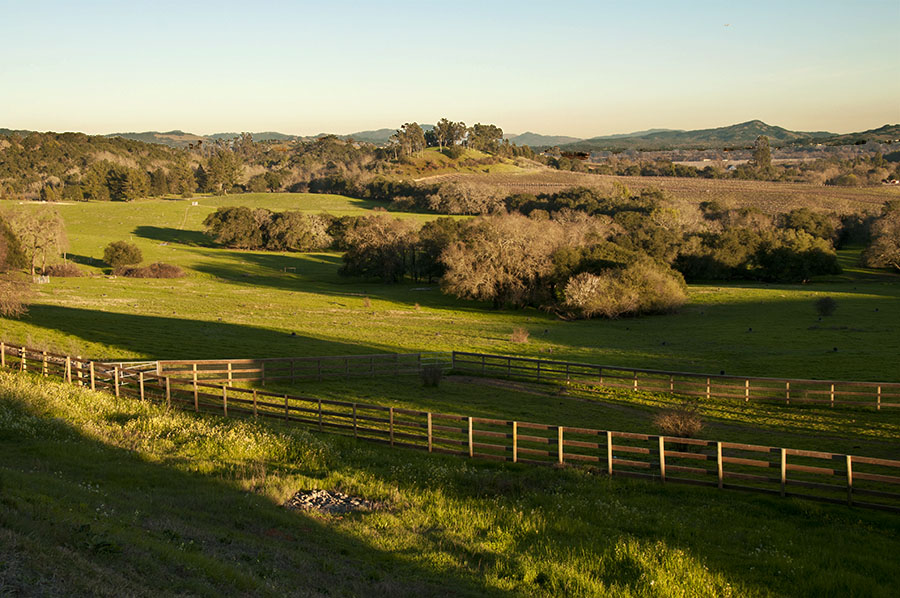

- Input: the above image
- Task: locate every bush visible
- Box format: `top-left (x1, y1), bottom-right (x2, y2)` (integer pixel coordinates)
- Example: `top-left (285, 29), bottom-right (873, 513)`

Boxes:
top-left (103, 241), bottom-right (142, 268)
top-left (815, 297), bottom-right (837, 317)
top-left (421, 365), bottom-right (443, 387)
top-left (564, 261), bottom-right (687, 319)
top-left (43, 263), bottom-right (83, 277)
top-left (510, 327), bottom-right (530, 343)
top-left (115, 262), bottom-right (185, 278)
top-left (653, 401), bottom-right (703, 438)
top-left (443, 145), bottom-right (465, 159)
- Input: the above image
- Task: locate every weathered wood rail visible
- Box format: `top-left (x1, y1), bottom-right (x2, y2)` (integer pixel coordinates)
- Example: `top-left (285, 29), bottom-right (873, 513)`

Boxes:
top-left (2, 341), bottom-right (899, 513)
top-left (451, 351), bottom-right (900, 410)
top-left (155, 352), bottom-right (451, 385)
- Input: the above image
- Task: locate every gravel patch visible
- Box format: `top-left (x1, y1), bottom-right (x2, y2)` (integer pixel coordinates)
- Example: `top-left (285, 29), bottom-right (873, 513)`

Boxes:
top-left (283, 490), bottom-right (383, 514)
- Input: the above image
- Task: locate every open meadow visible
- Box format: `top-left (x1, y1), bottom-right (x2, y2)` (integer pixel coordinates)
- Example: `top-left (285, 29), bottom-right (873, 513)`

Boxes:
top-left (2, 371), bottom-right (899, 597)
top-left (423, 170), bottom-right (900, 215)
top-left (1, 192), bottom-right (898, 382)
top-left (2, 184), bottom-right (900, 596)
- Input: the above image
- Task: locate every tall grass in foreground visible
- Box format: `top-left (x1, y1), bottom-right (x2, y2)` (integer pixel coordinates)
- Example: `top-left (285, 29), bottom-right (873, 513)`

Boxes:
top-left (1, 371), bottom-right (899, 597)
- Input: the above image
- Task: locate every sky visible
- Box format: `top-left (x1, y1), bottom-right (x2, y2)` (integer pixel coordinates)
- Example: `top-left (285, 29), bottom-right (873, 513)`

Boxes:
top-left (1, 0), bottom-right (898, 137)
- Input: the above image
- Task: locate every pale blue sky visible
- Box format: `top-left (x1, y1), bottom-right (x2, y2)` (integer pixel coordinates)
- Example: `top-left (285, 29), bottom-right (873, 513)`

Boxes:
top-left (1, 0), bottom-right (898, 136)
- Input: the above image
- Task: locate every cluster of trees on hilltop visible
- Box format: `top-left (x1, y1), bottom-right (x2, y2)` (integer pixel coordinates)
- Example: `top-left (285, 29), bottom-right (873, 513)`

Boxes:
top-left (0, 119), bottom-right (532, 203)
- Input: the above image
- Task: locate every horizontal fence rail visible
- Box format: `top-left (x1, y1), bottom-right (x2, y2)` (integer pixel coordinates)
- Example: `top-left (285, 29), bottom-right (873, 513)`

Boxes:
top-left (2, 341), bottom-right (899, 513)
top-left (451, 351), bottom-right (900, 410)
top-left (156, 352), bottom-right (452, 385)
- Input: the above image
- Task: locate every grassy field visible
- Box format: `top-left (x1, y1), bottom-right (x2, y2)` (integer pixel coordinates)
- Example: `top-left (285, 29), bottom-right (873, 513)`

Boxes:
top-left (2, 193), bottom-right (899, 382)
top-left (2, 371), bottom-right (899, 597)
top-left (425, 170), bottom-right (900, 215)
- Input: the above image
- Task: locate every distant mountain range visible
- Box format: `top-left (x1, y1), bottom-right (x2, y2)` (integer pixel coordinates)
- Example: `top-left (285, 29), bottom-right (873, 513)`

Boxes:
top-left (4, 121), bottom-right (897, 151)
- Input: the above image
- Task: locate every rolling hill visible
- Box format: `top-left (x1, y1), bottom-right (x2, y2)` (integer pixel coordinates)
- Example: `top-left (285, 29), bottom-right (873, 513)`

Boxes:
top-left (560, 120), bottom-right (837, 151)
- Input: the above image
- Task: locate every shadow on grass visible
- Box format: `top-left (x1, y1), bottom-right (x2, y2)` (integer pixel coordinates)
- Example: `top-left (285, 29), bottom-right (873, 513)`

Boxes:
top-left (19, 305), bottom-right (391, 360)
top-left (133, 225), bottom-right (210, 247)
top-left (0, 385), bottom-right (511, 597)
top-left (189, 249), bottom-right (496, 313)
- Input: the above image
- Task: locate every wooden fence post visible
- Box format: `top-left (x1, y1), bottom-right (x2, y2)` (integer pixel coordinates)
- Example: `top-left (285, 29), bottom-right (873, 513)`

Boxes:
top-left (65, 356), bottom-right (72, 383)
top-left (0, 341), bottom-right (5, 368)
top-left (253, 390), bottom-right (258, 419)
top-left (846, 455), bottom-right (853, 506)
top-left (165, 377), bottom-right (171, 407)
top-left (558, 426), bottom-right (564, 465)
top-left (284, 395), bottom-right (289, 421)
top-left (114, 366), bottom-right (121, 397)
top-left (90, 362), bottom-right (96, 391)
top-left (744, 379), bottom-right (750, 402)
top-left (606, 431), bottom-right (614, 475)
top-left (512, 421), bottom-right (518, 463)
top-left (427, 412), bottom-right (432, 452)
top-left (221, 386), bottom-right (228, 416)
top-left (21, 347), bottom-right (26, 372)
top-left (42, 351), bottom-right (48, 376)
top-left (352, 403), bottom-right (358, 438)
top-left (706, 377), bottom-right (711, 400)
top-left (468, 416), bottom-right (474, 457)
top-left (193, 372), bottom-right (199, 412)
top-left (658, 436), bottom-right (666, 482)
top-left (139, 372), bottom-right (145, 401)
top-left (830, 383), bottom-right (835, 408)
top-left (877, 386), bottom-right (881, 411)
top-left (669, 375), bottom-right (674, 393)
top-left (633, 371), bottom-right (638, 391)
top-left (389, 407), bottom-right (395, 447)
top-left (716, 442), bottom-right (724, 489)
top-left (780, 448), bottom-right (787, 497)
top-left (261, 361), bottom-right (266, 386)
top-left (785, 381), bottom-right (790, 405)
top-left (76, 356), bottom-right (83, 386)
top-left (227, 362), bottom-right (234, 387)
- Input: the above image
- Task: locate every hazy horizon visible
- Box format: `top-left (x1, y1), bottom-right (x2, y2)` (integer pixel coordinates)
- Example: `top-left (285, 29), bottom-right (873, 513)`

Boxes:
top-left (2, 0), bottom-right (898, 137)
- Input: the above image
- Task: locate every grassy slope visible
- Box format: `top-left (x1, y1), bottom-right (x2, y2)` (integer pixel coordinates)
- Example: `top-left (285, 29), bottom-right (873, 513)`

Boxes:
top-left (430, 171), bottom-right (900, 215)
top-left (2, 371), bottom-right (899, 597)
top-left (1, 194), bottom-right (899, 381)
top-left (389, 147), bottom-right (527, 179)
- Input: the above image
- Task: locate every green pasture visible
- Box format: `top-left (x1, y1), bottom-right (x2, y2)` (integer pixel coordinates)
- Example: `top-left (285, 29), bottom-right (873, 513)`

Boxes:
top-left (2, 372), bottom-right (898, 597)
top-left (1, 195), bottom-right (899, 382)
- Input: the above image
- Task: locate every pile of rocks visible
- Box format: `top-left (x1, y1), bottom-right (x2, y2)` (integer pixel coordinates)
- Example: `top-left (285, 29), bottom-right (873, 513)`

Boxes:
top-left (283, 489), bottom-right (383, 514)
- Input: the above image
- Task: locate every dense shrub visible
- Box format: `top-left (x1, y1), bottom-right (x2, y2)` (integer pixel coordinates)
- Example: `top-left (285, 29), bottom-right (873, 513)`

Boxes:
top-left (563, 261), bottom-right (687, 319)
top-left (265, 212), bottom-right (332, 252)
top-left (43, 262), bottom-right (83, 277)
top-left (339, 215), bottom-right (418, 282)
top-left (202, 207), bottom-right (265, 249)
top-left (653, 401), bottom-right (703, 438)
top-left (863, 200), bottom-right (900, 271)
top-left (116, 262), bottom-right (185, 278)
top-left (103, 241), bottom-right (142, 268)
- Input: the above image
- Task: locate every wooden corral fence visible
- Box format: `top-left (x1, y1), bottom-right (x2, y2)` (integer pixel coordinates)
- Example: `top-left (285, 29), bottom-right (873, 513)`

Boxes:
top-left (451, 352), bottom-right (900, 410)
top-left (3, 341), bottom-right (900, 513)
top-left (155, 352), bottom-right (451, 385)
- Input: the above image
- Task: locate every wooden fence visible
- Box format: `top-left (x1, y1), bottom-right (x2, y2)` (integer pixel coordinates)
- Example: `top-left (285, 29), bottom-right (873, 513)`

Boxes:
top-left (2, 341), bottom-right (899, 513)
top-left (155, 352), bottom-right (451, 385)
top-left (451, 352), bottom-right (900, 410)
